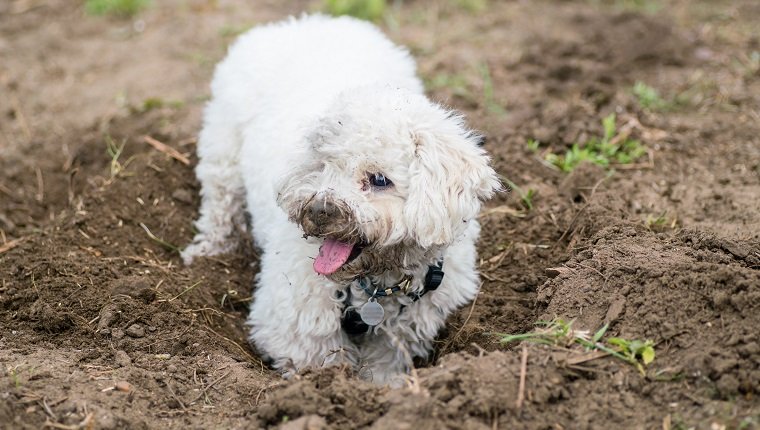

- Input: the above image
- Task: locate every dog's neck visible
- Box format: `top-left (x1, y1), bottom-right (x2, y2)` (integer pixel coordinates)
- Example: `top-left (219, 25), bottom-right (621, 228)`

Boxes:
top-left (356, 260), bottom-right (444, 300)
top-left (340, 261), bottom-right (445, 335)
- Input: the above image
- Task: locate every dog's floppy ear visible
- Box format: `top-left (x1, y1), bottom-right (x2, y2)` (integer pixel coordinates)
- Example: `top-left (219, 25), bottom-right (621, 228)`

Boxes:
top-left (403, 125), bottom-right (501, 248)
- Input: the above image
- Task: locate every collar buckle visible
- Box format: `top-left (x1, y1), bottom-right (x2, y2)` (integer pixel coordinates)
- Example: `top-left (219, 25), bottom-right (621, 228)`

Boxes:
top-left (399, 276), bottom-right (413, 294)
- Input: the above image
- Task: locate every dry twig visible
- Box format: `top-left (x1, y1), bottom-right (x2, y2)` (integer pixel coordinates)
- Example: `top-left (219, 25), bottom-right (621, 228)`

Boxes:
top-left (0, 237), bottom-right (25, 254)
top-left (43, 412), bottom-right (93, 430)
top-left (143, 135), bottom-right (190, 165)
top-left (203, 325), bottom-right (264, 371)
top-left (516, 345), bottom-right (528, 409)
top-left (35, 166), bottom-right (44, 202)
top-left (189, 371), bottom-right (231, 405)
top-left (479, 205), bottom-right (525, 218)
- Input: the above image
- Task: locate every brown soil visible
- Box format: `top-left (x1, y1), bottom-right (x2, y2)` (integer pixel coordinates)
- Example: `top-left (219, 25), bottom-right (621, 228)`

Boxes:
top-left (1, 1), bottom-right (759, 429)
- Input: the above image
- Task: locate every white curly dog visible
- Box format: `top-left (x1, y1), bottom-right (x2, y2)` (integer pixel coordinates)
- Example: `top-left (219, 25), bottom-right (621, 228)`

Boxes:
top-left (182, 14), bottom-right (500, 386)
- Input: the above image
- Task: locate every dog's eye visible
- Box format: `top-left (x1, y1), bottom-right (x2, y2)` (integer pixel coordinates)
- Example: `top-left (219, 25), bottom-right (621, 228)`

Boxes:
top-left (369, 173), bottom-right (393, 188)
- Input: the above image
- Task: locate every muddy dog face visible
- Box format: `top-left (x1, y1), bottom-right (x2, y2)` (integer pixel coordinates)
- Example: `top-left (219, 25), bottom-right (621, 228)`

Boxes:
top-left (277, 86), bottom-right (501, 282)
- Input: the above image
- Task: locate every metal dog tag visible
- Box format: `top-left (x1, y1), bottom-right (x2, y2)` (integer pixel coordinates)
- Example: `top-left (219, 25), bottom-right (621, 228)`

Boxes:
top-left (359, 298), bottom-right (384, 326)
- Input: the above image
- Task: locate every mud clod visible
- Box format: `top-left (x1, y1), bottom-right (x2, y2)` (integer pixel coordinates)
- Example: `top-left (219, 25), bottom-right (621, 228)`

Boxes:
top-left (97, 303), bottom-right (122, 332)
top-left (114, 350), bottom-right (132, 367)
top-left (126, 324), bottom-right (146, 338)
top-left (171, 189), bottom-right (194, 205)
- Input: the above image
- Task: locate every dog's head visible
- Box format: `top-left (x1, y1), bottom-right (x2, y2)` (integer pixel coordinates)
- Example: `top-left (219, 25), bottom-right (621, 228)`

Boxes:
top-left (277, 86), bottom-right (501, 281)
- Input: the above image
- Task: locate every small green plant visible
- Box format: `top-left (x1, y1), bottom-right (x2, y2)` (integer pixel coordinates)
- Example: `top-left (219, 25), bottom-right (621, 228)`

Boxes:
top-left (606, 336), bottom-right (656, 371)
top-left (592, 0), bottom-right (661, 14)
top-left (543, 113), bottom-right (646, 172)
top-left (425, 72), bottom-right (471, 98)
top-left (735, 51), bottom-right (760, 78)
top-left (185, 52), bottom-right (214, 67)
top-left (652, 368), bottom-right (684, 382)
top-left (140, 223), bottom-right (180, 254)
top-left (738, 417), bottom-right (757, 430)
top-left (668, 415), bottom-right (690, 430)
top-left (324, 0), bottom-right (387, 21)
top-left (134, 97), bottom-right (185, 113)
top-left (219, 23), bottom-right (253, 38)
top-left (478, 63), bottom-right (506, 115)
top-left (452, 0), bottom-right (488, 13)
top-left (106, 136), bottom-right (134, 180)
top-left (645, 211), bottom-right (677, 231)
top-left (632, 81), bottom-right (670, 111)
top-left (8, 366), bottom-right (21, 389)
top-left (500, 319), bottom-right (655, 374)
top-left (85, 0), bottom-right (149, 17)
top-left (521, 189), bottom-right (536, 211)
top-left (501, 177), bottom-right (536, 211)
top-left (527, 139), bottom-right (540, 152)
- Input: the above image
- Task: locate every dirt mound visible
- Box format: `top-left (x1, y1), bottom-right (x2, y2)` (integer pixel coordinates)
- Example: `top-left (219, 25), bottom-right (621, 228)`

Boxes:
top-left (2, 0), bottom-right (760, 429)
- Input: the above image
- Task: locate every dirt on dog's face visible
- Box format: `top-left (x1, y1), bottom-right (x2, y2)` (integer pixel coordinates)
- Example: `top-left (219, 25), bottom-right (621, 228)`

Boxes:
top-left (279, 170), bottom-right (415, 283)
top-left (276, 86), bottom-right (501, 282)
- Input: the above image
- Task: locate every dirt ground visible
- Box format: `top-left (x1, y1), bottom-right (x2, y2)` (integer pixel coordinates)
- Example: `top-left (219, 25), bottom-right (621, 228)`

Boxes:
top-left (1, 0), bottom-right (759, 428)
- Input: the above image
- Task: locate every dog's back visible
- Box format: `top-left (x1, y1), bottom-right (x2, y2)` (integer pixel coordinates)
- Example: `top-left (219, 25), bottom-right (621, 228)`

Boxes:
top-left (201, 15), bottom-right (422, 248)
top-left (209, 14), bottom-right (422, 139)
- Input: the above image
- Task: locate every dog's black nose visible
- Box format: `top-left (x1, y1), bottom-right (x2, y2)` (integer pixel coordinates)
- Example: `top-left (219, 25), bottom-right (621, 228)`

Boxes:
top-left (308, 198), bottom-right (339, 227)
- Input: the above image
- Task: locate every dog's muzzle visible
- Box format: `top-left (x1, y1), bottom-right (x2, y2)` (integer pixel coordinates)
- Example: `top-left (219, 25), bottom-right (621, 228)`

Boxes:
top-left (308, 199), bottom-right (339, 230)
top-left (299, 194), bottom-right (355, 241)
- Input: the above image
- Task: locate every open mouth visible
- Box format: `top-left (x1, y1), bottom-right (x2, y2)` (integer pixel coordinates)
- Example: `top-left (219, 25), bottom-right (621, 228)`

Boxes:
top-left (313, 238), bottom-right (366, 276)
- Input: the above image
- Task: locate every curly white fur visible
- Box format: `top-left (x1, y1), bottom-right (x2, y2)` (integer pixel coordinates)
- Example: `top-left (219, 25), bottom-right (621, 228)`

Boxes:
top-left (182, 14), bottom-right (500, 386)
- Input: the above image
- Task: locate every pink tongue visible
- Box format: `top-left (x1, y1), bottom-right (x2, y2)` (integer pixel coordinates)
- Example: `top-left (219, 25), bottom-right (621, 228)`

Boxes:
top-left (314, 239), bottom-right (355, 275)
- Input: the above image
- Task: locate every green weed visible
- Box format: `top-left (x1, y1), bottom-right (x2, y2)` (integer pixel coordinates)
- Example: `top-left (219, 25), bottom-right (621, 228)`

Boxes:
top-left (141, 97), bottom-right (184, 112)
top-left (425, 65), bottom-right (505, 112)
top-left (219, 23), bottom-right (253, 38)
top-left (324, 0), bottom-right (387, 21)
top-left (6, 365), bottom-right (38, 389)
top-left (501, 177), bottom-right (536, 211)
top-left (85, 0), bottom-right (149, 17)
top-left (140, 222), bottom-right (180, 254)
top-left (645, 211), bottom-right (678, 231)
top-left (424, 72), bottom-right (471, 98)
top-left (606, 336), bottom-right (656, 372)
top-left (452, 0), bottom-right (488, 13)
top-left (500, 319), bottom-right (656, 374)
top-left (185, 52), bottom-right (214, 68)
top-left (106, 136), bottom-right (134, 180)
top-left (478, 63), bottom-right (506, 115)
top-left (652, 368), bottom-right (685, 382)
top-left (632, 81), bottom-right (671, 111)
top-left (8, 367), bottom-right (21, 389)
top-left (543, 113), bottom-right (646, 172)
top-left (527, 139), bottom-right (540, 152)
top-left (591, 0), bottom-right (661, 14)
top-left (521, 189), bottom-right (536, 211)
top-left (669, 415), bottom-right (690, 430)
top-left (738, 417), bottom-right (757, 430)
top-left (127, 97), bottom-right (185, 115)
top-left (619, 0), bottom-right (661, 13)
top-left (735, 51), bottom-right (760, 78)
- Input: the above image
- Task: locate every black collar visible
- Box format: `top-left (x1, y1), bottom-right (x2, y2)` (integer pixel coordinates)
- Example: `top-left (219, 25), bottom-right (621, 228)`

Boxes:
top-left (340, 262), bottom-right (444, 336)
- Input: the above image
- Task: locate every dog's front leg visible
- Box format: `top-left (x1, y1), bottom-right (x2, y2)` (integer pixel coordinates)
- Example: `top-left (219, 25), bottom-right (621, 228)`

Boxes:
top-left (182, 103), bottom-right (247, 265)
top-left (247, 262), bottom-right (359, 377)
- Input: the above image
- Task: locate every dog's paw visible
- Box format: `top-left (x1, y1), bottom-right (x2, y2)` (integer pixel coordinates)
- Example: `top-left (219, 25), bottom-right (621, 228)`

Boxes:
top-left (180, 237), bottom-right (233, 265)
top-left (274, 358), bottom-right (299, 380)
top-left (358, 366), bottom-right (409, 388)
